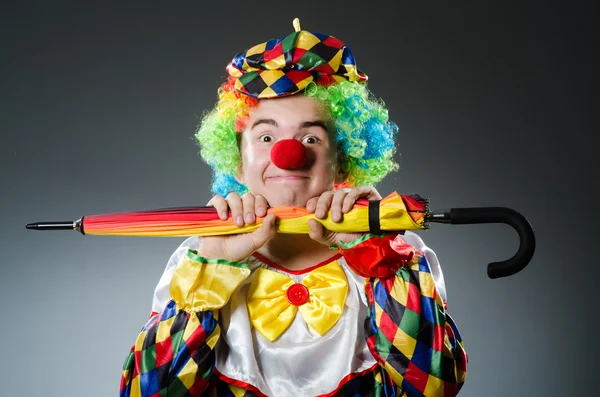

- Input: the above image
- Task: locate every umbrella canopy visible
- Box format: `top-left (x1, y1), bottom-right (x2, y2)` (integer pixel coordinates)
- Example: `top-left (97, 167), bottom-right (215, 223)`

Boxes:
top-left (80, 192), bottom-right (426, 237)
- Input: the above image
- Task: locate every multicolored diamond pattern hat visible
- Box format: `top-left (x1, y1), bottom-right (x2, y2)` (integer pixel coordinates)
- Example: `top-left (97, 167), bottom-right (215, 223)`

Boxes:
top-left (226, 18), bottom-right (368, 99)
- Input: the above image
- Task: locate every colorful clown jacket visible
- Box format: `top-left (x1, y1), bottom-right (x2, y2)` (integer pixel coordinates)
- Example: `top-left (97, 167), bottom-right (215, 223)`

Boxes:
top-left (120, 232), bottom-right (467, 397)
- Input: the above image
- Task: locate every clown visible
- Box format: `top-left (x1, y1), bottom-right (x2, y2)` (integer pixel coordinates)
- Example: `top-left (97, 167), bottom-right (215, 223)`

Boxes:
top-left (120, 19), bottom-right (467, 397)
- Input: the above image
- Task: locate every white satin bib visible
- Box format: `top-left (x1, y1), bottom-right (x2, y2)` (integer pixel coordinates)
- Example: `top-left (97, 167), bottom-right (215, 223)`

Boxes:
top-left (214, 255), bottom-right (377, 397)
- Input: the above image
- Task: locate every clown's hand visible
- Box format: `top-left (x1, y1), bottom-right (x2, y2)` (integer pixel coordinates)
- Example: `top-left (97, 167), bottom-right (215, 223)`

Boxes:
top-left (307, 186), bottom-right (381, 247)
top-left (200, 192), bottom-right (277, 262)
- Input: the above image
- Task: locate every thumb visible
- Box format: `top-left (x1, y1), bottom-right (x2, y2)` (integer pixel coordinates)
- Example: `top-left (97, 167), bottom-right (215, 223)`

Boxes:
top-left (249, 213), bottom-right (277, 250)
top-left (308, 219), bottom-right (336, 246)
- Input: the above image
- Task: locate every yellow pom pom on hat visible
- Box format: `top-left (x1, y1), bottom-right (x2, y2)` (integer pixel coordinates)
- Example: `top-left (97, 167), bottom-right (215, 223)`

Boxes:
top-left (226, 18), bottom-right (368, 99)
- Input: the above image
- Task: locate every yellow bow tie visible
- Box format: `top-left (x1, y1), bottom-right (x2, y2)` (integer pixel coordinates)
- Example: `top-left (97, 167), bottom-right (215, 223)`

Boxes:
top-left (247, 261), bottom-right (348, 342)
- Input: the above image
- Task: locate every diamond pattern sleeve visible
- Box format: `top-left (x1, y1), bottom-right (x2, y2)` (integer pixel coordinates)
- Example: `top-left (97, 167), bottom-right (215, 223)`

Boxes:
top-left (119, 251), bottom-right (251, 397)
top-left (337, 233), bottom-right (468, 396)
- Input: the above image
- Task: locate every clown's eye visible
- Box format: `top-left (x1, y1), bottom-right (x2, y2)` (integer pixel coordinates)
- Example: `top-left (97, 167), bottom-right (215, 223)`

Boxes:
top-left (259, 134), bottom-right (274, 143)
top-left (302, 136), bottom-right (319, 144)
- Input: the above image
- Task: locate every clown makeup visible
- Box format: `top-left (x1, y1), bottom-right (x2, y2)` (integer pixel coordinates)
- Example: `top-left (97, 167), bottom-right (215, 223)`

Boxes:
top-left (236, 95), bottom-right (346, 208)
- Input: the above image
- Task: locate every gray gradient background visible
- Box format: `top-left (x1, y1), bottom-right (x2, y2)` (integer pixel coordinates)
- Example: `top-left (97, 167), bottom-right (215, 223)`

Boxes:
top-left (1, 1), bottom-right (597, 396)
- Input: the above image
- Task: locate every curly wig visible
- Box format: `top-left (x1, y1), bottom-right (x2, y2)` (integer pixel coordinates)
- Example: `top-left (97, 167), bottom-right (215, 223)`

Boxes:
top-left (194, 78), bottom-right (399, 197)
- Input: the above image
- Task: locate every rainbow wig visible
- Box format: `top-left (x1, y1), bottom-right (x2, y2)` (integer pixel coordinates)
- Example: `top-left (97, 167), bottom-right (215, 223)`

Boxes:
top-left (194, 78), bottom-right (399, 197)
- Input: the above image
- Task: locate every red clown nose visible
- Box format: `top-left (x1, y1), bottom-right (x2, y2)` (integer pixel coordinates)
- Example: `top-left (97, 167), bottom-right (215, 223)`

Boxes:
top-left (270, 139), bottom-right (307, 170)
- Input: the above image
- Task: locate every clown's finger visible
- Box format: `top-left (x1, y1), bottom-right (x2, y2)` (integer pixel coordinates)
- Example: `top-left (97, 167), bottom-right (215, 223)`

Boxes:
top-left (306, 196), bottom-right (319, 213)
top-left (308, 219), bottom-right (336, 246)
top-left (225, 192), bottom-right (244, 226)
top-left (314, 191), bottom-right (335, 219)
top-left (255, 195), bottom-right (269, 217)
top-left (207, 194), bottom-right (229, 220)
top-left (241, 193), bottom-right (256, 224)
top-left (249, 213), bottom-right (278, 251)
top-left (331, 188), bottom-right (351, 222)
top-left (342, 186), bottom-right (382, 213)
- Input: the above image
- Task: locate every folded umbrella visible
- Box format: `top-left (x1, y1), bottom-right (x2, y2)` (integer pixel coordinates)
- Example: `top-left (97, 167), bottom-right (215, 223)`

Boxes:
top-left (26, 192), bottom-right (535, 279)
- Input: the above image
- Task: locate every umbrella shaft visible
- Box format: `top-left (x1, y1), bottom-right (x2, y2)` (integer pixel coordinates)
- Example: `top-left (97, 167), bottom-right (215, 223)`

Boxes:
top-left (426, 210), bottom-right (451, 223)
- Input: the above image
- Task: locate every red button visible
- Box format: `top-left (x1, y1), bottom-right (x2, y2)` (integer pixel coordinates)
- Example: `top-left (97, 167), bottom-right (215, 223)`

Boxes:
top-left (286, 283), bottom-right (309, 306)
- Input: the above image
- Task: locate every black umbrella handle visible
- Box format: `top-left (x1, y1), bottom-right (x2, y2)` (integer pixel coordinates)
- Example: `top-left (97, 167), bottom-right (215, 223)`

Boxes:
top-left (427, 207), bottom-right (535, 279)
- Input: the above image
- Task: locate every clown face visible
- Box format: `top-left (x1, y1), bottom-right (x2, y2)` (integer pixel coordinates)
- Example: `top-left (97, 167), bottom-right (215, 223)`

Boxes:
top-left (237, 95), bottom-right (346, 208)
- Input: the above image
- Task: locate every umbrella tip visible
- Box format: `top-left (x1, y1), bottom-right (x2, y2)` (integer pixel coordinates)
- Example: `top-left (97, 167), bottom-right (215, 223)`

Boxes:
top-left (24, 221), bottom-right (78, 231)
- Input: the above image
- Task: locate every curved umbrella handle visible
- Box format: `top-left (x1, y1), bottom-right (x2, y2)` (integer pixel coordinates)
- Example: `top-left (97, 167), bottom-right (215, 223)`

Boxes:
top-left (427, 207), bottom-right (535, 279)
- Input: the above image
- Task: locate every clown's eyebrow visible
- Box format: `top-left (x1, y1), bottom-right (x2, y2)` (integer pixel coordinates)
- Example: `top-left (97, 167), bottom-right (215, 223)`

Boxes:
top-left (300, 120), bottom-right (329, 132)
top-left (250, 119), bottom-right (329, 133)
top-left (251, 119), bottom-right (278, 129)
